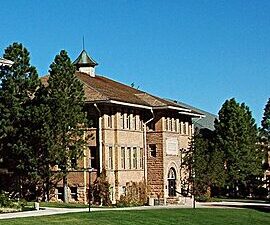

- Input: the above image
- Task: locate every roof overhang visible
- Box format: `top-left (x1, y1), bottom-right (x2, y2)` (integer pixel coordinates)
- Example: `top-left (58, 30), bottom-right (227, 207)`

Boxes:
top-left (179, 111), bottom-right (205, 118)
top-left (85, 99), bottom-right (152, 110)
top-left (153, 105), bottom-right (191, 112)
top-left (85, 100), bottom-right (205, 117)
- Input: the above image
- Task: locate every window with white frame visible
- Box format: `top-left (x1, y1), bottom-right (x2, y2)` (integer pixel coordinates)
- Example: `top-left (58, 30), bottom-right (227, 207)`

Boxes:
top-left (108, 147), bottom-right (113, 169)
top-left (121, 147), bottom-right (125, 169)
top-left (120, 111), bottom-right (124, 129)
top-left (57, 187), bottom-right (64, 201)
top-left (133, 147), bottom-right (137, 169)
top-left (172, 118), bottom-right (175, 132)
top-left (183, 122), bottom-right (187, 134)
top-left (127, 147), bottom-right (132, 169)
top-left (70, 187), bottom-right (78, 201)
top-left (139, 148), bottom-right (144, 169)
top-left (149, 144), bottom-right (157, 157)
top-left (107, 114), bottom-right (112, 128)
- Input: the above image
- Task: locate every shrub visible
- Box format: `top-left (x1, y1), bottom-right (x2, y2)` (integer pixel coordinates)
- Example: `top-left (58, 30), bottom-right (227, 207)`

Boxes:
top-left (92, 170), bottom-right (112, 206)
top-left (0, 192), bottom-right (14, 208)
top-left (117, 181), bottom-right (147, 207)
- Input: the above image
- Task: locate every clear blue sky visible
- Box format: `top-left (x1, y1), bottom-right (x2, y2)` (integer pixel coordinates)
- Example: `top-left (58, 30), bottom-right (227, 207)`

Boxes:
top-left (1, 0), bottom-right (269, 125)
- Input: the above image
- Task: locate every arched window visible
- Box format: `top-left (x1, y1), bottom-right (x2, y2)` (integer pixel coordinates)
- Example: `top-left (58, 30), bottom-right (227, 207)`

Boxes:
top-left (168, 167), bottom-right (176, 179)
top-left (168, 167), bottom-right (176, 197)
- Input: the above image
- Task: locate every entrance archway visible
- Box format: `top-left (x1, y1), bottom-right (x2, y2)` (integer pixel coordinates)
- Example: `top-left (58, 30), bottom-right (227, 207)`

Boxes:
top-left (168, 168), bottom-right (176, 197)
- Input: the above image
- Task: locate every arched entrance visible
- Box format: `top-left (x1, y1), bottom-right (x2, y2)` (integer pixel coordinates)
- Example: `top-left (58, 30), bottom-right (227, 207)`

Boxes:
top-left (168, 168), bottom-right (176, 197)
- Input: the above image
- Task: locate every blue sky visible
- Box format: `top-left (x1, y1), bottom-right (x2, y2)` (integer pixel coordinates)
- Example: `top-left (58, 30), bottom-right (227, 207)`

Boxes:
top-left (1, 0), bottom-right (269, 125)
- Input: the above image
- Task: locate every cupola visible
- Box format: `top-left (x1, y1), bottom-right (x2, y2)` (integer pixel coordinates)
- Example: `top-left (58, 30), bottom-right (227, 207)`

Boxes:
top-left (73, 50), bottom-right (98, 77)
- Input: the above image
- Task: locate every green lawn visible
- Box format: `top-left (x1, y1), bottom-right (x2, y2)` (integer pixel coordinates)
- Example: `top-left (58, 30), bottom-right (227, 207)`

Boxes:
top-left (39, 202), bottom-right (89, 208)
top-left (1, 208), bottom-right (270, 225)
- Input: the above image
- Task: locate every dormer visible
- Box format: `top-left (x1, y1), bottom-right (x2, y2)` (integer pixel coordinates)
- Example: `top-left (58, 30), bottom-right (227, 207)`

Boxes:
top-left (73, 50), bottom-right (98, 77)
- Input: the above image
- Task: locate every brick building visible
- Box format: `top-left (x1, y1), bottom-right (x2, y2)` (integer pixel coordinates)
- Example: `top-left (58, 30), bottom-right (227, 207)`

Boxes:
top-left (42, 50), bottom-right (204, 204)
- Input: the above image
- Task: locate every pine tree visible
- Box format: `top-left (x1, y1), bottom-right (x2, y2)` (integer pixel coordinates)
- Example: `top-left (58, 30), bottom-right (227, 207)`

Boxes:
top-left (215, 98), bottom-right (262, 197)
top-left (261, 98), bottom-right (270, 178)
top-left (183, 129), bottom-right (225, 199)
top-left (0, 43), bottom-right (40, 198)
top-left (47, 50), bottom-right (86, 202)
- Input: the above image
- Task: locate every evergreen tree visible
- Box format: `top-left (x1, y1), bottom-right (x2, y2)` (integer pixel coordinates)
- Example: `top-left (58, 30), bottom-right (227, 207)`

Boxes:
top-left (215, 98), bottom-right (262, 197)
top-left (261, 98), bottom-right (270, 191)
top-left (0, 43), bottom-right (40, 198)
top-left (183, 129), bottom-right (225, 199)
top-left (47, 50), bottom-right (86, 202)
top-left (261, 98), bottom-right (270, 153)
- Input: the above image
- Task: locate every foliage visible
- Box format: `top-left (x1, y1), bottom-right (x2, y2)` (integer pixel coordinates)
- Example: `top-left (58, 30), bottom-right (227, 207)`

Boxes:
top-left (214, 98), bottom-right (262, 196)
top-left (47, 50), bottom-right (87, 201)
top-left (117, 181), bottom-right (147, 207)
top-left (0, 43), bottom-right (41, 199)
top-left (260, 98), bottom-right (270, 169)
top-left (47, 50), bottom-right (86, 170)
top-left (92, 170), bottom-right (111, 206)
top-left (0, 192), bottom-right (14, 208)
top-left (182, 128), bottom-right (225, 198)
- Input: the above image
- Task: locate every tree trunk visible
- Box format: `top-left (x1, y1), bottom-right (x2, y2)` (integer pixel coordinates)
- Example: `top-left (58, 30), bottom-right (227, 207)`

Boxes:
top-left (63, 175), bottom-right (69, 203)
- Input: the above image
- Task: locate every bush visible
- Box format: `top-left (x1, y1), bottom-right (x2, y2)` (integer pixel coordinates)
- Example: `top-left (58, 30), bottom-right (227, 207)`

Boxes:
top-left (117, 181), bottom-right (147, 207)
top-left (0, 192), bottom-right (14, 208)
top-left (92, 170), bottom-right (112, 206)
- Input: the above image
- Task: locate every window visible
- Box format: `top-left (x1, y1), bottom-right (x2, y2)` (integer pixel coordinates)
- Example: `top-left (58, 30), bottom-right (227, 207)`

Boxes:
top-left (139, 148), bottom-right (144, 169)
top-left (108, 147), bottom-right (113, 169)
top-left (110, 186), bottom-right (114, 202)
top-left (89, 147), bottom-right (97, 169)
top-left (120, 111), bottom-right (124, 129)
top-left (169, 118), bottom-right (173, 131)
top-left (134, 115), bottom-right (137, 130)
top-left (121, 147), bottom-right (125, 169)
top-left (172, 118), bottom-right (175, 131)
top-left (175, 119), bottom-right (178, 132)
top-left (133, 147), bottom-right (137, 169)
top-left (86, 112), bottom-right (97, 128)
top-left (70, 187), bottom-right (78, 201)
top-left (121, 186), bottom-right (126, 195)
top-left (127, 147), bottom-right (132, 169)
top-left (149, 144), bottom-right (157, 157)
top-left (57, 187), bottom-right (64, 201)
top-left (71, 156), bottom-right (77, 169)
top-left (183, 122), bottom-right (187, 134)
top-left (148, 121), bottom-right (155, 131)
top-left (165, 118), bottom-right (168, 131)
top-left (107, 114), bottom-right (112, 128)
top-left (126, 112), bottom-right (130, 129)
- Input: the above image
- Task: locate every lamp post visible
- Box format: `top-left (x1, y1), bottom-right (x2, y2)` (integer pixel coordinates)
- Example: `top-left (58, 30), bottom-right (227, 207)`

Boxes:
top-left (88, 168), bottom-right (93, 213)
top-left (88, 167), bottom-right (97, 213)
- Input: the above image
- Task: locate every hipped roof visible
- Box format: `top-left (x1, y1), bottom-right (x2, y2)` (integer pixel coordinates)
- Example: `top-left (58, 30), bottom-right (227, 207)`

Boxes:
top-left (41, 72), bottom-right (204, 117)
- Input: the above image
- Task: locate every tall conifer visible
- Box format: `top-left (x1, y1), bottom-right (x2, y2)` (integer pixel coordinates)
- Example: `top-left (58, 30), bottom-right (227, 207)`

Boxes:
top-left (215, 98), bottom-right (262, 196)
top-left (0, 43), bottom-right (40, 198)
top-left (47, 50), bottom-right (86, 202)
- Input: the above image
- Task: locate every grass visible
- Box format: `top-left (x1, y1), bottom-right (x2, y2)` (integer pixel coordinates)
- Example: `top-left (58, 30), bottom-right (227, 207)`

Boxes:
top-left (0, 208), bottom-right (270, 225)
top-left (39, 202), bottom-right (89, 208)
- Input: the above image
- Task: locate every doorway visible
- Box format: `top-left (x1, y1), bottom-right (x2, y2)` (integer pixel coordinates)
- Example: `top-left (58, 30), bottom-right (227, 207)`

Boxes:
top-left (168, 168), bottom-right (176, 197)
